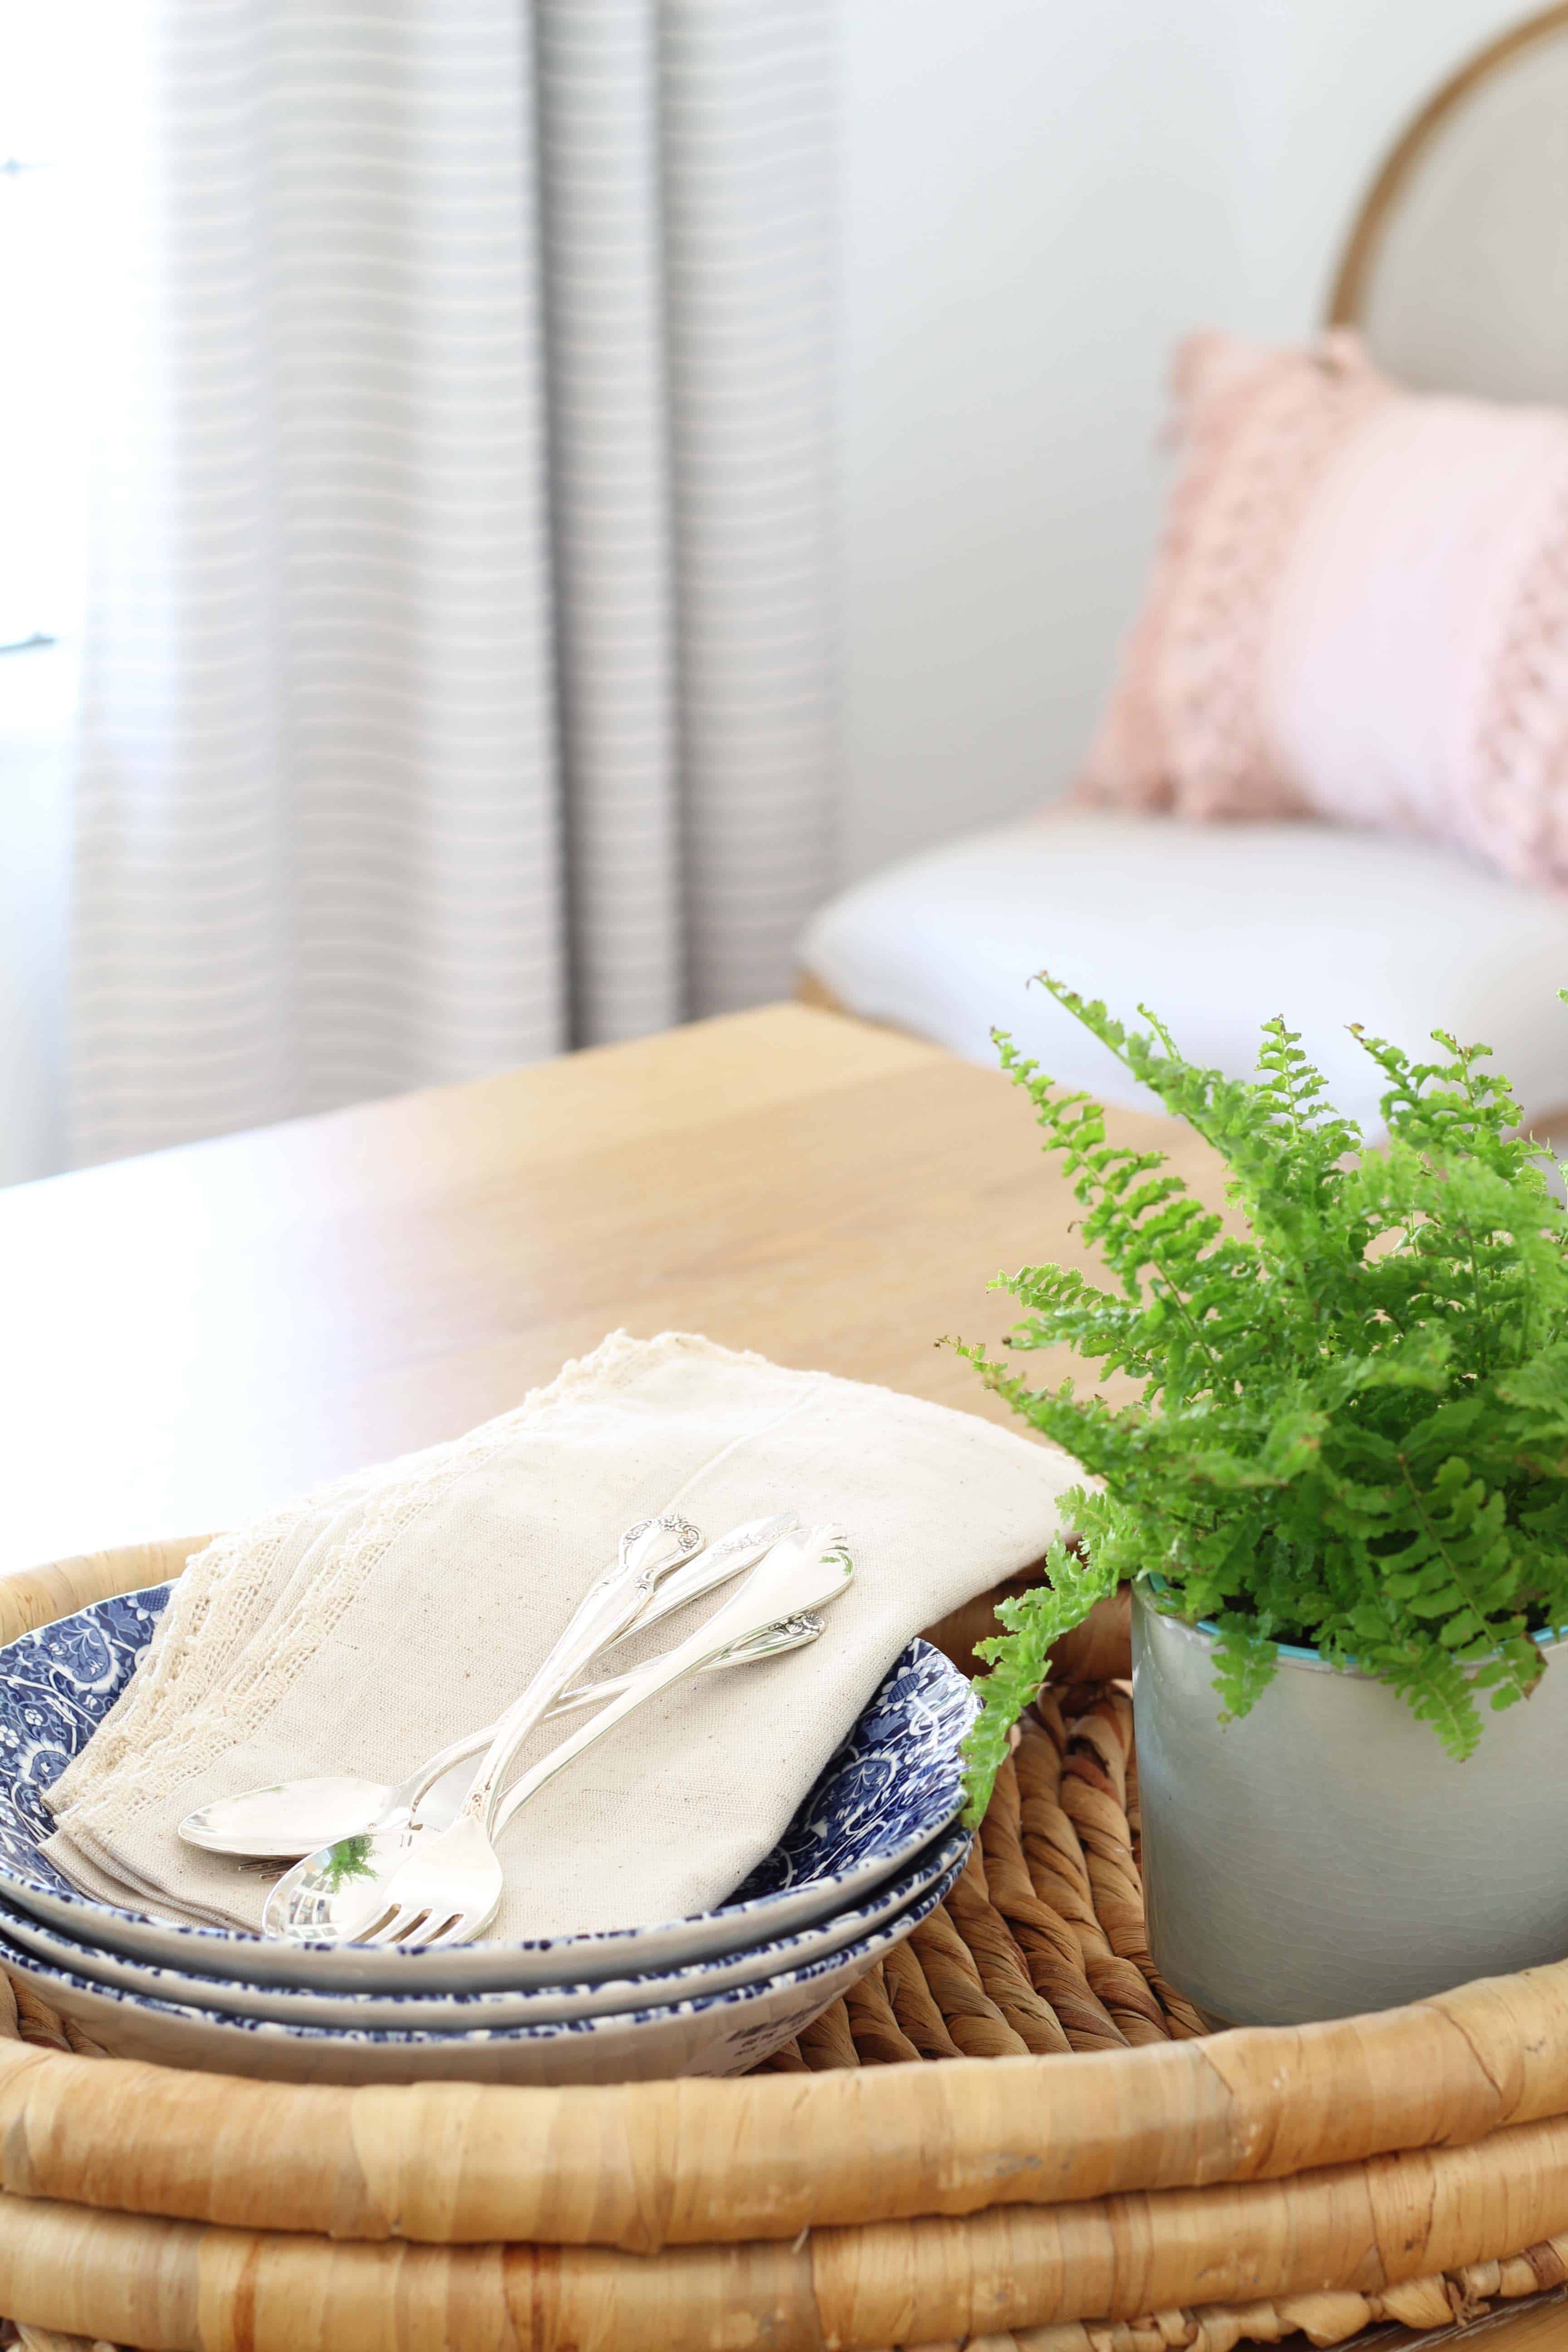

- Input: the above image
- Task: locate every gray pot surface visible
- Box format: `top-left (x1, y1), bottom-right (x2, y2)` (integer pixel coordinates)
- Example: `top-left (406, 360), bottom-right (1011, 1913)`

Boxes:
top-left (1132, 1578), bottom-right (1568, 2026)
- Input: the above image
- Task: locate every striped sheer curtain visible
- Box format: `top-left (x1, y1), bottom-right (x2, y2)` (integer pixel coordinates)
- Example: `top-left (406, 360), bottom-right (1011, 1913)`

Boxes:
top-left (70, 0), bottom-right (835, 1165)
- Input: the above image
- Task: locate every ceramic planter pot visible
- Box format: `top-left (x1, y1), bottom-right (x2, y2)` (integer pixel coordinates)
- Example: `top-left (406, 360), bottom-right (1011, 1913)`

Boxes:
top-left (1131, 1578), bottom-right (1568, 2026)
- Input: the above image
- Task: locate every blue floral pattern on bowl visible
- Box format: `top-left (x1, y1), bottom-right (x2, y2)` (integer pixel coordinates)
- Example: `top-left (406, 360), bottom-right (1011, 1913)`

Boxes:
top-left (0, 1586), bottom-right (978, 1995)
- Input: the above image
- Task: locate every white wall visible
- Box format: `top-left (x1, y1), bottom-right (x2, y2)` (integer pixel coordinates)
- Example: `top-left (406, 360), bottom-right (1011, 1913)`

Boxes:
top-left (838, 0), bottom-right (1529, 883)
top-left (0, 646), bottom-right (72, 1186)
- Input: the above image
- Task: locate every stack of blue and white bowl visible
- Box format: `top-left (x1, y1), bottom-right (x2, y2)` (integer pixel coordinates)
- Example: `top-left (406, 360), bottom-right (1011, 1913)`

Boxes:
top-left (0, 1582), bottom-right (976, 2083)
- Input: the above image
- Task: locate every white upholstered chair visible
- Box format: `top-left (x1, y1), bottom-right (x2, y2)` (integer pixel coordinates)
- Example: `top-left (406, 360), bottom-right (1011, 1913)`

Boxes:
top-left (801, 5), bottom-right (1568, 1134)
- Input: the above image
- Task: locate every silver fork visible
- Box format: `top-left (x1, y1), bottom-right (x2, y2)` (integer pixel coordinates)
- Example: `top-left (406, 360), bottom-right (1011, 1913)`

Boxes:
top-left (275, 1526), bottom-right (853, 1948)
top-left (257, 1508), bottom-right (699, 1932)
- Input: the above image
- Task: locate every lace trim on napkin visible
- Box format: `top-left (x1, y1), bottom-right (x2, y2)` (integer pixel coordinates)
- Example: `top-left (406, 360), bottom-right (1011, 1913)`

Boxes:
top-left (49, 1330), bottom-right (713, 1840)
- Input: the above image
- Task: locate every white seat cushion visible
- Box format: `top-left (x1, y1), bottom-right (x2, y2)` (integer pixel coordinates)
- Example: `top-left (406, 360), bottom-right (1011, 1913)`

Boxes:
top-left (799, 810), bottom-right (1568, 1132)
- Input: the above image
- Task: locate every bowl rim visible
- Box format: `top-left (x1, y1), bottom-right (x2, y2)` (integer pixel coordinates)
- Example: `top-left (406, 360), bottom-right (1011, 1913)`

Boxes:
top-left (0, 1851), bottom-right (968, 2048)
top-left (0, 1820), bottom-right (971, 2020)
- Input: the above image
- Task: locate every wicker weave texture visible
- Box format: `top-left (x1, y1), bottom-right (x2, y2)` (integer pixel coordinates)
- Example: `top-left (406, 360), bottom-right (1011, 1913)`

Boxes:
top-left (760, 1684), bottom-right (1205, 2073)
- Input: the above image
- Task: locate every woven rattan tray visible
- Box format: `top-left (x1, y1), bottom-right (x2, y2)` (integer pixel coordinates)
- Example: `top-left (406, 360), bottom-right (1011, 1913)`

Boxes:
top-left (2, 1544), bottom-right (1568, 2352)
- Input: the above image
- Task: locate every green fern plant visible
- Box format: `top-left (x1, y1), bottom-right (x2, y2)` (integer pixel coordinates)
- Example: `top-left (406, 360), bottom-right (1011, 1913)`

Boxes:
top-left (958, 980), bottom-right (1568, 1824)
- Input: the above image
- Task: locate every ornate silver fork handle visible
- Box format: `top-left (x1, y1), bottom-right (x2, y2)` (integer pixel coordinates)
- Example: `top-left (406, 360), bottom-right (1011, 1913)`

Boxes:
top-left (401, 1511), bottom-right (703, 1819)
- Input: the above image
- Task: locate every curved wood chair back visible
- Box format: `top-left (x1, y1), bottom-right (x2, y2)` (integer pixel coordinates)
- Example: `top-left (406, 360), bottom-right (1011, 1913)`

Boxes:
top-left (1330, 5), bottom-right (1568, 401)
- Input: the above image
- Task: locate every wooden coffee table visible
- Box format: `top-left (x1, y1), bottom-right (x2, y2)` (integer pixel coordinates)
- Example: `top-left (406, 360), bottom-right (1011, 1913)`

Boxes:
top-left (0, 1003), bottom-right (1549, 2349)
top-left (0, 1001), bottom-right (1216, 1578)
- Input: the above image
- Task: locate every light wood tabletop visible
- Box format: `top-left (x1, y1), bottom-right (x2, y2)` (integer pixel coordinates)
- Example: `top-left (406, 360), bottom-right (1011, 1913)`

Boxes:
top-left (1361, 2294), bottom-right (1568, 2350)
top-left (0, 1001), bottom-right (1220, 1577)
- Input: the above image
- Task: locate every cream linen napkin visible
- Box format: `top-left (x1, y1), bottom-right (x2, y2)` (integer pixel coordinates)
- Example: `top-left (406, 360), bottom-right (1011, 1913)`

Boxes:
top-left (44, 1332), bottom-right (1080, 1940)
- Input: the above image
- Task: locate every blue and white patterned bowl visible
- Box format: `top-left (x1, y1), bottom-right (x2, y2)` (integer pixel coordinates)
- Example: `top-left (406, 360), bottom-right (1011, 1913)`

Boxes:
top-left (0, 1852), bottom-right (969, 2084)
top-left (0, 1586), bottom-right (978, 1993)
top-left (0, 1820), bottom-right (970, 2030)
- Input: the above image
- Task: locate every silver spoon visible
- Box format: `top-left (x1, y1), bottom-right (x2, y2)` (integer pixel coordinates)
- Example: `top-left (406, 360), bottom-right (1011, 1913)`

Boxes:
top-left (268, 1527), bottom-right (853, 1947)
top-left (181, 1513), bottom-right (793, 1861)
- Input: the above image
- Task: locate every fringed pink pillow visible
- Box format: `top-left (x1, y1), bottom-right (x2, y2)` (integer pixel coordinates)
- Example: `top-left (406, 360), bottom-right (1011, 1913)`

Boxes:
top-left (1080, 329), bottom-right (1568, 888)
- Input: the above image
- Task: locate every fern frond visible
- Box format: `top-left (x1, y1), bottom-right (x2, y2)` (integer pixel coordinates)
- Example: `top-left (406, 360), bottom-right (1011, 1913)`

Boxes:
top-left (960, 1530), bottom-right (1117, 1822)
top-left (962, 987), bottom-right (1568, 1764)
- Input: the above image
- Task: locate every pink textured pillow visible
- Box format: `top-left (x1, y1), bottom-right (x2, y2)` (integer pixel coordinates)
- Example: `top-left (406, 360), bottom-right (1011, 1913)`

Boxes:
top-left (1081, 330), bottom-right (1568, 888)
